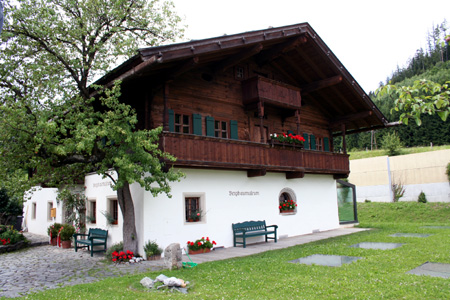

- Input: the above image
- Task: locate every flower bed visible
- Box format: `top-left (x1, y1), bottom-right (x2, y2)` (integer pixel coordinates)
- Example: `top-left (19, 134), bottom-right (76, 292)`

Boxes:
top-left (187, 237), bottom-right (216, 254)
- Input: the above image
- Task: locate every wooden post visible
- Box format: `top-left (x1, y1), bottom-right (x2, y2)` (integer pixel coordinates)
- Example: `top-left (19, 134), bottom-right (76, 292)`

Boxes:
top-left (295, 109), bottom-right (300, 134)
top-left (341, 124), bottom-right (347, 154)
top-left (258, 101), bottom-right (265, 143)
top-left (329, 129), bottom-right (334, 152)
top-left (163, 82), bottom-right (169, 131)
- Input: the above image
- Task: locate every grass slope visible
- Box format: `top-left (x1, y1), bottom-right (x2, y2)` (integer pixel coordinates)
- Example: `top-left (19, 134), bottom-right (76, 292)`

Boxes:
top-left (349, 144), bottom-right (450, 160)
top-left (10, 202), bottom-right (450, 300)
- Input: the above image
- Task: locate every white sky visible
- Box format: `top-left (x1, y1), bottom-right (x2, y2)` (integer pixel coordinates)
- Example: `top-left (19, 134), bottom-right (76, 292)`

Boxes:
top-left (171, 0), bottom-right (450, 93)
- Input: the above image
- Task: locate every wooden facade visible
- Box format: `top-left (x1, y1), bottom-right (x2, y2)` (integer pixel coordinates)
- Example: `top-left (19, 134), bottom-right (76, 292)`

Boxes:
top-left (97, 23), bottom-right (390, 179)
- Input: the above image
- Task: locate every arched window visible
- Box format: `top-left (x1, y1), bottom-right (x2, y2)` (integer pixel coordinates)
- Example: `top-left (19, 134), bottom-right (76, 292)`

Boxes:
top-left (278, 189), bottom-right (297, 214)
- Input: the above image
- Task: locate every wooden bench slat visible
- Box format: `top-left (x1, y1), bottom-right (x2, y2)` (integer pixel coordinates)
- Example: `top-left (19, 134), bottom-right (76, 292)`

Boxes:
top-left (232, 220), bottom-right (278, 248)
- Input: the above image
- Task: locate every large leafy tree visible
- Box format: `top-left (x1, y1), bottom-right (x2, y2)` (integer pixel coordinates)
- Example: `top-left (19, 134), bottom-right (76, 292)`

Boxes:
top-left (377, 79), bottom-right (450, 126)
top-left (0, 0), bottom-right (184, 253)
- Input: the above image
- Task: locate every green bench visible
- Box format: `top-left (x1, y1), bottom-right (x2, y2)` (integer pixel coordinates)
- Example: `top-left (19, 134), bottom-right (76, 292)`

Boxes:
top-left (73, 228), bottom-right (108, 257)
top-left (232, 220), bottom-right (278, 248)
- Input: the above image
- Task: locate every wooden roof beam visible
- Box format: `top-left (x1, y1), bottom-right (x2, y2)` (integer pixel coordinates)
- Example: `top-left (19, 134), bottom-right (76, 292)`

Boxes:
top-left (256, 35), bottom-right (308, 66)
top-left (167, 57), bottom-right (199, 80)
top-left (213, 43), bottom-right (263, 74)
top-left (247, 168), bottom-right (267, 177)
top-left (330, 111), bottom-right (373, 128)
top-left (300, 75), bottom-right (343, 95)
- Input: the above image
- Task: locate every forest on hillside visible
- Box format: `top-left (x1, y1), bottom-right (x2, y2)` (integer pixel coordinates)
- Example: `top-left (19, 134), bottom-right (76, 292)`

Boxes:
top-left (337, 20), bottom-right (450, 151)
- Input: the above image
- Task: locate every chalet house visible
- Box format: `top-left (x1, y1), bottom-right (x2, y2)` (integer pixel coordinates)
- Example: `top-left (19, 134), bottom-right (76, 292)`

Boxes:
top-left (23, 23), bottom-right (390, 254)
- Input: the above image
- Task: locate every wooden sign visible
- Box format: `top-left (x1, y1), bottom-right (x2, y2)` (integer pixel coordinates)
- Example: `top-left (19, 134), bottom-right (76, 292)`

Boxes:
top-left (50, 208), bottom-right (56, 218)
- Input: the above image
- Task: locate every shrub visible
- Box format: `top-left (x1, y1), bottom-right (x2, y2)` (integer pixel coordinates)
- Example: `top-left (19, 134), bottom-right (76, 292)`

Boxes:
top-left (143, 240), bottom-right (162, 258)
top-left (0, 227), bottom-right (27, 244)
top-left (381, 131), bottom-right (403, 156)
top-left (392, 182), bottom-right (405, 202)
top-left (105, 242), bottom-right (123, 259)
top-left (418, 191), bottom-right (428, 203)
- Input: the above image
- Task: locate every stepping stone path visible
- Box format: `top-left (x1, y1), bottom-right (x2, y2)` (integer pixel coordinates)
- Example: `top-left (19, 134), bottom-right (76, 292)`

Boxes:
top-left (390, 233), bottom-right (431, 238)
top-left (407, 262), bottom-right (450, 278)
top-left (289, 254), bottom-right (362, 267)
top-left (350, 242), bottom-right (404, 250)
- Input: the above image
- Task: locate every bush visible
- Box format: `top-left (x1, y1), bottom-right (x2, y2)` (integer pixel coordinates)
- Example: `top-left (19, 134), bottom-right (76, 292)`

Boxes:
top-left (381, 131), bottom-right (403, 156)
top-left (0, 188), bottom-right (23, 226)
top-left (418, 191), bottom-right (428, 203)
top-left (105, 242), bottom-right (123, 259)
top-left (0, 227), bottom-right (27, 245)
top-left (143, 240), bottom-right (162, 258)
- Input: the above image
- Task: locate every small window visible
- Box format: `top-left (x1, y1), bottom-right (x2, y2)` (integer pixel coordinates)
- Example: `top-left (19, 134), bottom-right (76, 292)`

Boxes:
top-left (31, 202), bottom-right (37, 219)
top-left (185, 197), bottom-right (201, 222)
top-left (108, 199), bottom-right (118, 225)
top-left (316, 137), bottom-right (323, 151)
top-left (279, 189), bottom-right (297, 214)
top-left (88, 200), bottom-right (97, 224)
top-left (47, 202), bottom-right (54, 221)
top-left (235, 65), bottom-right (246, 80)
top-left (175, 113), bottom-right (191, 134)
top-left (214, 120), bottom-right (228, 138)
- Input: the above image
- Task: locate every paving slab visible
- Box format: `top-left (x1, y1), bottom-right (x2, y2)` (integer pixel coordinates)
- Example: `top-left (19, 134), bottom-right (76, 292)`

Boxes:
top-left (289, 254), bottom-right (363, 267)
top-left (390, 233), bottom-right (432, 238)
top-left (407, 262), bottom-right (450, 278)
top-left (350, 242), bottom-right (404, 250)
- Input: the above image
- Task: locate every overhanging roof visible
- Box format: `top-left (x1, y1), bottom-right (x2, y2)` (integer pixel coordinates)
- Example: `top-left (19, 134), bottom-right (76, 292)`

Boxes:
top-left (96, 23), bottom-right (390, 134)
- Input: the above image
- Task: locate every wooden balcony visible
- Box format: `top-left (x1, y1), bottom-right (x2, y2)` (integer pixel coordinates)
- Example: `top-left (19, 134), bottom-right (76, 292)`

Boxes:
top-left (242, 76), bottom-right (301, 110)
top-left (161, 133), bottom-right (349, 178)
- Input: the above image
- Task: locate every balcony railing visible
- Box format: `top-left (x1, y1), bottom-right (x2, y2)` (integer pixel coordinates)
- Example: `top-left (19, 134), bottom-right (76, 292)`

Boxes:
top-left (242, 76), bottom-right (301, 110)
top-left (161, 133), bottom-right (349, 177)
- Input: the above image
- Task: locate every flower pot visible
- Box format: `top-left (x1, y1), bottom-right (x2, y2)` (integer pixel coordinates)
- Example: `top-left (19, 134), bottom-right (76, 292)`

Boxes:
top-left (147, 254), bottom-right (161, 261)
top-left (61, 240), bottom-right (71, 249)
top-left (188, 248), bottom-right (211, 255)
top-left (281, 209), bottom-right (295, 213)
top-left (50, 237), bottom-right (57, 246)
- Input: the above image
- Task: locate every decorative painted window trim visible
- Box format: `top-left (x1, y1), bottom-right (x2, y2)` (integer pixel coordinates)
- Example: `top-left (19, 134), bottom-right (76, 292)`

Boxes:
top-left (278, 188), bottom-right (297, 215)
top-left (183, 192), bottom-right (206, 224)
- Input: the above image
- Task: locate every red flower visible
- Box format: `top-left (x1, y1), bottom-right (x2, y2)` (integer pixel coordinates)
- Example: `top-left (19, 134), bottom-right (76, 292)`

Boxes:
top-left (190, 242), bottom-right (194, 246)
top-left (279, 206), bottom-right (282, 209)
top-left (112, 258), bottom-right (117, 262)
top-left (197, 242), bottom-right (202, 246)
top-left (212, 241), bottom-right (217, 245)
top-left (206, 237), bottom-right (210, 241)
top-left (187, 241), bottom-right (190, 244)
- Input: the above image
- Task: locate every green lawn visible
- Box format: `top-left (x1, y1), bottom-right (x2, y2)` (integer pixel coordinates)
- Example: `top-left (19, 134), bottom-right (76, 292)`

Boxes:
top-left (349, 144), bottom-right (450, 160)
top-left (11, 202), bottom-right (450, 299)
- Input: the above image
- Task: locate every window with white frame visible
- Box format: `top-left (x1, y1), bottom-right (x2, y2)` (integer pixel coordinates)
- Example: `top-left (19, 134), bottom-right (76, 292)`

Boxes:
top-left (278, 188), bottom-right (297, 214)
top-left (107, 198), bottom-right (119, 225)
top-left (183, 193), bottom-right (205, 223)
top-left (88, 200), bottom-right (97, 224)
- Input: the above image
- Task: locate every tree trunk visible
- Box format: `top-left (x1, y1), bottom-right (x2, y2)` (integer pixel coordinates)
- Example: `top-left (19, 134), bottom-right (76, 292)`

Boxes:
top-left (117, 181), bottom-right (138, 254)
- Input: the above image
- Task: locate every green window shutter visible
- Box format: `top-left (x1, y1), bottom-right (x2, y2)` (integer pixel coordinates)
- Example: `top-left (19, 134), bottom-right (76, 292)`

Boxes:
top-left (168, 109), bottom-right (174, 132)
top-left (230, 120), bottom-right (238, 139)
top-left (303, 133), bottom-right (309, 150)
top-left (324, 137), bottom-right (330, 152)
top-left (310, 134), bottom-right (316, 150)
top-left (193, 114), bottom-right (202, 135)
top-left (206, 116), bottom-right (215, 137)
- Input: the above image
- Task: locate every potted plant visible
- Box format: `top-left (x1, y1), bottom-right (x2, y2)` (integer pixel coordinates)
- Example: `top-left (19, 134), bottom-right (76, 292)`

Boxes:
top-left (186, 237), bottom-right (216, 255)
top-left (279, 199), bottom-right (297, 213)
top-left (270, 133), bottom-right (305, 147)
top-left (187, 209), bottom-right (202, 222)
top-left (47, 223), bottom-right (63, 246)
top-left (143, 240), bottom-right (162, 260)
top-left (59, 224), bottom-right (75, 248)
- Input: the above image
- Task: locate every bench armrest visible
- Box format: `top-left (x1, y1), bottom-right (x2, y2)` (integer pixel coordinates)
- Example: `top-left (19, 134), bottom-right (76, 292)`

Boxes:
top-left (266, 225), bottom-right (278, 230)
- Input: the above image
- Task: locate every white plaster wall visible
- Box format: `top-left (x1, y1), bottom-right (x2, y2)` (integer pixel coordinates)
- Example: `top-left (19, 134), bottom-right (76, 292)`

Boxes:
top-left (84, 174), bottom-right (123, 248)
top-left (23, 187), bottom-right (60, 236)
top-left (140, 169), bottom-right (339, 253)
top-left (28, 170), bottom-right (340, 255)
